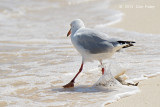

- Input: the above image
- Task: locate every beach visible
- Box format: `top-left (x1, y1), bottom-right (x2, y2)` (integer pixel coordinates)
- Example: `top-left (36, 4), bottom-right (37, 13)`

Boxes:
top-left (107, 0), bottom-right (160, 106)
top-left (111, 0), bottom-right (160, 34)
top-left (107, 75), bottom-right (160, 107)
top-left (0, 0), bottom-right (160, 106)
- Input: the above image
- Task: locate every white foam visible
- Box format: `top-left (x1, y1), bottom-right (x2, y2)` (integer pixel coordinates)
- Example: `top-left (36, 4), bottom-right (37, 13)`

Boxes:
top-left (93, 64), bottom-right (121, 88)
top-left (66, 0), bottom-right (96, 5)
top-left (103, 87), bottom-right (140, 106)
top-left (95, 13), bottom-right (124, 28)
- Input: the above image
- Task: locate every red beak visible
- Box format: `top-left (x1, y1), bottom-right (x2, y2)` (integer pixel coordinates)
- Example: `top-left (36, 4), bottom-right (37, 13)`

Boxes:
top-left (67, 29), bottom-right (71, 37)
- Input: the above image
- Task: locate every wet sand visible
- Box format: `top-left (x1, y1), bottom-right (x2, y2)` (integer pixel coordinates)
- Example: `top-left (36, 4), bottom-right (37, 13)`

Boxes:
top-left (107, 0), bottom-right (160, 106)
top-left (107, 76), bottom-right (160, 107)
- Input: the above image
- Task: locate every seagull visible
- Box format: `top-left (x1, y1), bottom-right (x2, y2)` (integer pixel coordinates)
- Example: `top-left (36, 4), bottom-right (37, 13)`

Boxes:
top-left (63, 19), bottom-right (135, 88)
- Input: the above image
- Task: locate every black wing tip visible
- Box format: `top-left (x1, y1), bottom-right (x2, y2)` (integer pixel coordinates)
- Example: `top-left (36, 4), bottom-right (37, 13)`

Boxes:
top-left (117, 41), bottom-right (136, 48)
top-left (117, 41), bottom-right (136, 44)
top-left (131, 41), bottom-right (136, 43)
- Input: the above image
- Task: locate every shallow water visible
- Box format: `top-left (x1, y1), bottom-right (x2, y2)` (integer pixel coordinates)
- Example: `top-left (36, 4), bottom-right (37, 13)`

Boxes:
top-left (0, 0), bottom-right (160, 106)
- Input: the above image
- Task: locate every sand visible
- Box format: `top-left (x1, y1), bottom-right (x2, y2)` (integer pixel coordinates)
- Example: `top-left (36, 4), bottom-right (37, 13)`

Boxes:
top-left (107, 76), bottom-right (160, 107)
top-left (111, 0), bottom-right (160, 34)
top-left (106, 0), bottom-right (160, 106)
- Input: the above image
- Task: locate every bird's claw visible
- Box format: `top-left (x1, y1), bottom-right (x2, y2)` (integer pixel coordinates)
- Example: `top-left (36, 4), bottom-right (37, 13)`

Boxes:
top-left (63, 81), bottom-right (74, 88)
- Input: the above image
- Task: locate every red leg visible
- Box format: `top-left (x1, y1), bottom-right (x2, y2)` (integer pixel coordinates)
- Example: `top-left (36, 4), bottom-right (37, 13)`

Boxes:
top-left (102, 67), bottom-right (104, 75)
top-left (63, 62), bottom-right (84, 88)
top-left (100, 61), bottom-right (104, 75)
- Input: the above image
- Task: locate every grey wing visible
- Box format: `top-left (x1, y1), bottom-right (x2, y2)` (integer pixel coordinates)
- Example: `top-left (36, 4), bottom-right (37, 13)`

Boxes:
top-left (76, 31), bottom-right (114, 54)
top-left (107, 38), bottom-right (121, 47)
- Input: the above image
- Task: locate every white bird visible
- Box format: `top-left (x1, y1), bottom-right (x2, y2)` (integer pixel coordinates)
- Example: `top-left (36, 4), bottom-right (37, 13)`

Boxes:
top-left (63, 19), bottom-right (135, 88)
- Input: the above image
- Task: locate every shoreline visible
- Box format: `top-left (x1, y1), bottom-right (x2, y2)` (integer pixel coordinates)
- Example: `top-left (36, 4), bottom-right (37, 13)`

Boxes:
top-left (106, 0), bottom-right (160, 106)
top-left (107, 75), bottom-right (160, 107)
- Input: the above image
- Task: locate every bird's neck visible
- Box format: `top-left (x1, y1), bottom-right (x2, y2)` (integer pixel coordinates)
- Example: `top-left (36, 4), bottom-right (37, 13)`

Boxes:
top-left (71, 26), bottom-right (85, 36)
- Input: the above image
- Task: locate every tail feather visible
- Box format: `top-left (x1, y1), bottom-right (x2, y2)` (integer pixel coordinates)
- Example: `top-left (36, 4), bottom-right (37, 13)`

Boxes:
top-left (117, 41), bottom-right (135, 48)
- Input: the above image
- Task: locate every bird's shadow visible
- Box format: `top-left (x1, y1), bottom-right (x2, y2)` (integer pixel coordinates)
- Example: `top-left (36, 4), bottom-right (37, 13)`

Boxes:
top-left (52, 85), bottom-right (116, 93)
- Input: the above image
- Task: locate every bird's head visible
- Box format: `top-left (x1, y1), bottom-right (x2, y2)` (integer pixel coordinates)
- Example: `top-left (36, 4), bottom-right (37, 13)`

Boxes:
top-left (67, 19), bottom-right (85, 37)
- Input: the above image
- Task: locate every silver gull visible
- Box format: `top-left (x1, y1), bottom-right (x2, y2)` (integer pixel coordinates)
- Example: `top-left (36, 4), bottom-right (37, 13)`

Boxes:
top-left (63, 19), bottom-right (135, 88)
